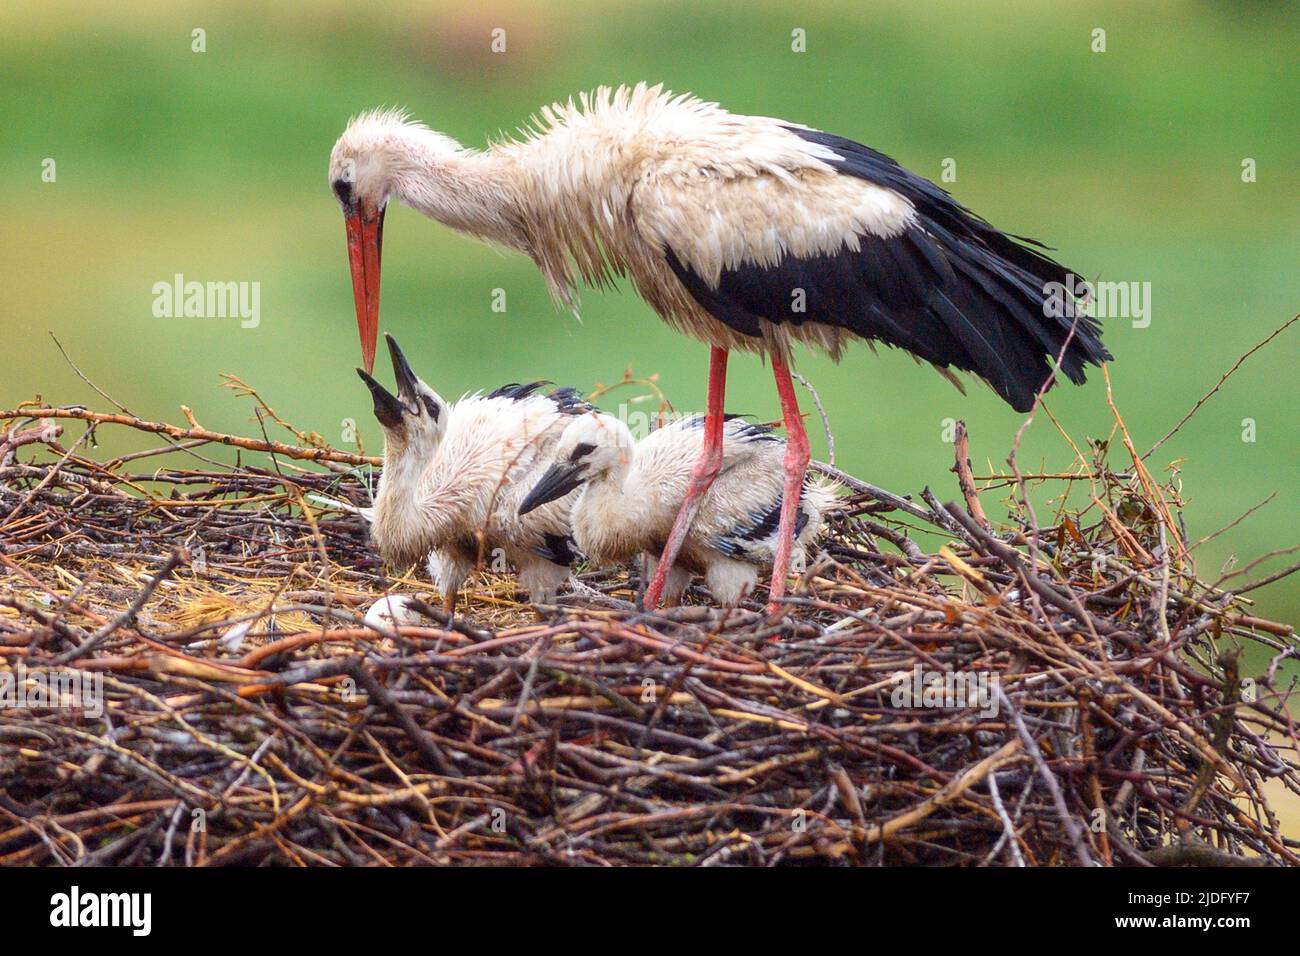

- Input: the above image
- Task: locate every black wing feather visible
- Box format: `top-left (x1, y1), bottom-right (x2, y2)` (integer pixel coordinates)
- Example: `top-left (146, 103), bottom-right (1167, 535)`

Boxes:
top-left (676, 414), bottom-right (779, 443)
top-left (716, 490), bottom-right (812, 558)
top-left (487, 381), bottom-right (549, 401)
top-left (665, 127), bottom-right (1111, 412)
top-left (534, 533), bottom-right (583, 567)
top-left (488, 381), bottom-right (592, 415)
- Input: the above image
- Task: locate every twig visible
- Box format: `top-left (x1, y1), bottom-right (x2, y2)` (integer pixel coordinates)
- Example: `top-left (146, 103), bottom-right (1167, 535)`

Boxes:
top-left (0, 407), bottom-right (378, 466)
top-left (950, 421), bottom-right (989, 528)
top-left (1143, 313), bottom-right (1298, 460)
top-left (792, 371), bottom-right (834, 467)
top-left (49, 332), bottom-right (136, 417)
top-left (809, 460), bottom-right (934, 523)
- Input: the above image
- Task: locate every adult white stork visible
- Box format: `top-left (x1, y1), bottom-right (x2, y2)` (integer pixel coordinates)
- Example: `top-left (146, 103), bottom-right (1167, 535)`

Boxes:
top-left (329, 83), bottom-right (1110, 613)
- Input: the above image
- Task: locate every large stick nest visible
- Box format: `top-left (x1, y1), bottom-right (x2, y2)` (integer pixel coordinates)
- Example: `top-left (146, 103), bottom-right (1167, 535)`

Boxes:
top-left (0, 375), bottom-right (1296, 866)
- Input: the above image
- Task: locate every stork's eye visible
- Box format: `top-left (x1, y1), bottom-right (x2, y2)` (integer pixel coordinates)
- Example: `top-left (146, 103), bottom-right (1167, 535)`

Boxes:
top-left (332, 179), bottom-right (354, 207)
top-left (421, 395), bottom-right (440, 420)
top-left (569, 442), bottom-right (596, 462)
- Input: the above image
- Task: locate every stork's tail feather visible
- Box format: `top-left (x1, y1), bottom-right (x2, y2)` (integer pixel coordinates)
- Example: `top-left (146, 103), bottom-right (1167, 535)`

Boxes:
top-left (924, 222), bottom-right (1111, 411)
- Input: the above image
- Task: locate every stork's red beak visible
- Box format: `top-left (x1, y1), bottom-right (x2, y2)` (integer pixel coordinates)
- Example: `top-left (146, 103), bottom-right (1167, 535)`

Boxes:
top-left (345, 205), bottom-right (385, 373)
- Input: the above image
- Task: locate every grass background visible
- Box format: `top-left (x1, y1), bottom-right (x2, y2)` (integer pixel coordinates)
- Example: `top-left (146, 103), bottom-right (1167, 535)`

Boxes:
top-left (2, 1), bottom-right (1296, 627)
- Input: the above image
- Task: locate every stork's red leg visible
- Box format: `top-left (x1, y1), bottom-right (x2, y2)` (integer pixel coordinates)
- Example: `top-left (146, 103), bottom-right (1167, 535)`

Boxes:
top-left (644, 346), bottom-right (728, 609)
top-left (767, 353), bottom-right (810, 615)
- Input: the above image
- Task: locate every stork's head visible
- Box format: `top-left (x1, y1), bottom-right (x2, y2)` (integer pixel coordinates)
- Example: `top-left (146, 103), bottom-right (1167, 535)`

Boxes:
top-left (330, 109), bottom-right (466, 373)
top-left (518, 413), bottom-right (633, 516)
top-left (356, 334), bottom-right (447, 458)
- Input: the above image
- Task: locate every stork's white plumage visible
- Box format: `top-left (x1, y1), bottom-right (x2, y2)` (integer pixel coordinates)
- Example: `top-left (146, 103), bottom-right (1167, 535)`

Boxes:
top-left (359, 334), bottom-right (586, 611)
top-left (518, 412), bottom-right (835, 606)
top-left (330, 83), bottom-right (1110, 613)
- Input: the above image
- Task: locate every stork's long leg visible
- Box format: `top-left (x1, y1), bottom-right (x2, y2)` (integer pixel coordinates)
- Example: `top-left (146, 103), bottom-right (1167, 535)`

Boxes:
top-left (767, 353), bottom-right (810, 615)
top-left (643, 346), bottom-right (728, 609)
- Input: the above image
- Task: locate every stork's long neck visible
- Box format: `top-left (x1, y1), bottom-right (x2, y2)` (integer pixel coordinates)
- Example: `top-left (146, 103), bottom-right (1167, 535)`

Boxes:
top-left (378, 439), bottom-right (428, 500)
top-left (572, 458), bottom-right (644, 560)
top-left (372, 437), bottom-right (451, 565)
top-left (492, 123), bottom-right (642, 306)
top-left (391, 135), bottom-right (527, 251)
top-left (392, 110), bottom-right (641, 305)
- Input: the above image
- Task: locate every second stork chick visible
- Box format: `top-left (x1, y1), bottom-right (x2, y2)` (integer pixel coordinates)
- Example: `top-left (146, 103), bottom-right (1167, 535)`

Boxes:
top-left (519, 412), bottom-right (836, 606)
top-left (358, 334), bottom-right (586, 611)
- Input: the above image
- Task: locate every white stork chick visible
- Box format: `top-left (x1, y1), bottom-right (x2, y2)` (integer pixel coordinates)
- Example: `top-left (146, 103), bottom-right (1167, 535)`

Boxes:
top-left (358, 334), bottom-right (586, 611)
top-left (518, 412), bottom-right (836, 607)
top-left (330, 84), bottom-right (1110, 612)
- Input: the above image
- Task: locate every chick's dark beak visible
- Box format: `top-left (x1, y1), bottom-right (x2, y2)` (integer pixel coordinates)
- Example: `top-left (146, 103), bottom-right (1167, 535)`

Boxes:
top-left (386, 333), bottom-right (420, 400)
top-left (357, 367), bottom-right (404, 429)
top-left (518, 462), bottom-right (585, 516)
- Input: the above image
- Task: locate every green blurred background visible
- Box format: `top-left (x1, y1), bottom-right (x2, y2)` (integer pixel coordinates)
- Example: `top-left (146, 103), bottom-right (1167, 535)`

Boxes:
top-left (3, 0), bottom-right (1296, 632)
